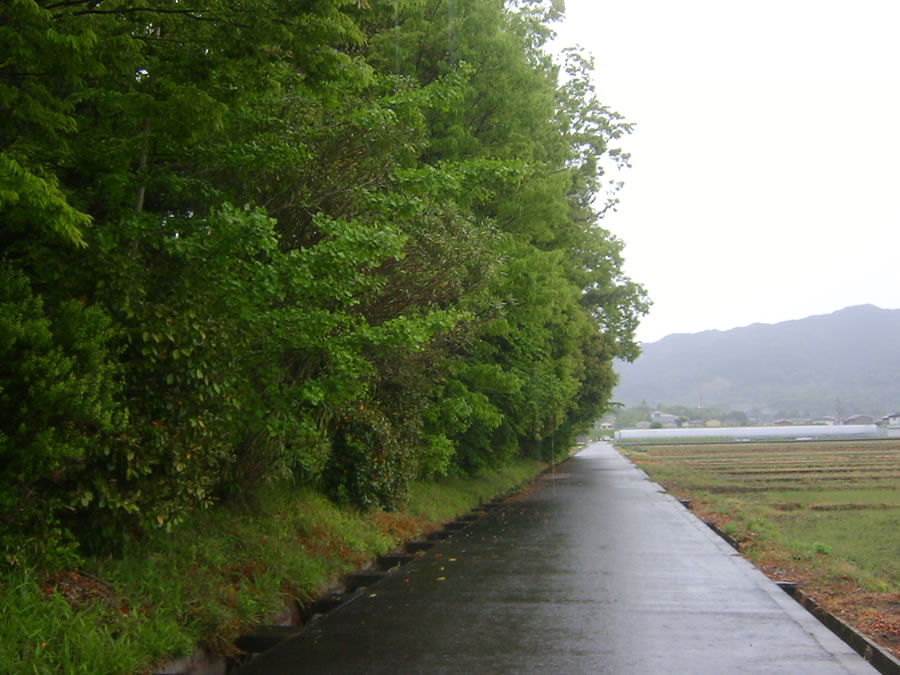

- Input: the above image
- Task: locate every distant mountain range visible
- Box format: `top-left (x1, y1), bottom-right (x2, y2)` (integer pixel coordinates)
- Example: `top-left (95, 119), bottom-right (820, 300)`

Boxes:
top-left (613, 305), bottom-right (900, 418)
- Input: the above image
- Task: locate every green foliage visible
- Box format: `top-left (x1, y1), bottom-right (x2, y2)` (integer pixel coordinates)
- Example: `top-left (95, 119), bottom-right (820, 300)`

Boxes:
top-left (1, 0), bottom-right (649, 564)
top-left (0, 264), bottom-right (124, 565)
top-left (0, 153), bottom-right (91, 247)
top-left (813, 542), bottom-right (832, 555)
top-left (323, 405), bottom-right (412, 510)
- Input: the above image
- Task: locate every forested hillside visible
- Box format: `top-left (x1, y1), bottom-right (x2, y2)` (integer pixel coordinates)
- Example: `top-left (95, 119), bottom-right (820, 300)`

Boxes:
top-left (1, 0), bottom-right (647, 563)
top-left (614, 305), bottom-right (900, 417)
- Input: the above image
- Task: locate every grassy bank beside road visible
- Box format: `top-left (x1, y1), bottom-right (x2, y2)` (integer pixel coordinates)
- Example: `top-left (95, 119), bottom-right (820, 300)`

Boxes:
top-left (623, 440), bottom-right (900, 659)
top-left (1, 458), bottom-right (546, 674)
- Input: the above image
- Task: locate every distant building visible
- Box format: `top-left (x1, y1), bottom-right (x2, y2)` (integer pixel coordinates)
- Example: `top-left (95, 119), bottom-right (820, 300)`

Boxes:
top-left (882, 412), bottom-right (900, 438)
top-left (650, 411), bottom-right (678, 426)
top-left (705, 419), bottom-right (722, 428)
top-left (844, 414), bottom-right (875, 425)
top-left (775, 418), bottom-right (808, 426)
top-left (809, 416), bottom-right (836, 426)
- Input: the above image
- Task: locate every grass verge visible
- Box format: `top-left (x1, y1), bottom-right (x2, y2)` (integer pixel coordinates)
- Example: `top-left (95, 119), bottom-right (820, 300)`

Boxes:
top-left (1, 458), bottom-right (547, 674)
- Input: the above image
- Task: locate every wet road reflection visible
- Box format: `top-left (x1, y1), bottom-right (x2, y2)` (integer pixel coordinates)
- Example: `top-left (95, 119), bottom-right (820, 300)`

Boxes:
top-left (237, 443), bottom-right (874, 674)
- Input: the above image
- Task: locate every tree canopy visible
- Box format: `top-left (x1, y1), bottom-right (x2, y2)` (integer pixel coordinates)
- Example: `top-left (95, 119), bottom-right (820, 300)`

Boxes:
top-left (1, 0), bottom-right (648, 562)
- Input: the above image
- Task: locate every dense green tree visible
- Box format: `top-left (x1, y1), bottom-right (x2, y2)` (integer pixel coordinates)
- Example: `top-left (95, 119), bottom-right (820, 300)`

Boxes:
top-left (1, 0), bottom-right (648, 560)
top-left (360, 0), bottom-right (647, 467)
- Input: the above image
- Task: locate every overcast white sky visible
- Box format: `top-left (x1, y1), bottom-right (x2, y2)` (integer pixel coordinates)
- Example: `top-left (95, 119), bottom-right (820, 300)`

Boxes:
top-left (552, 0), bottom-right (900, 344)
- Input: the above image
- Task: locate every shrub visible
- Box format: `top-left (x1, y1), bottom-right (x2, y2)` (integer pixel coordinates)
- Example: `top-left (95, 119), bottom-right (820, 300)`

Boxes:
top-left (322, 406), bottom-right (412, 510)
top-left (0, 264), bottom-right (124, 566)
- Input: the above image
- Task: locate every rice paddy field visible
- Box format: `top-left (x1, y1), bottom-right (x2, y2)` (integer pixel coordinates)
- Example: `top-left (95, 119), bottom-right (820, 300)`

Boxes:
top-left (621, 438), bottom-right (900, 659)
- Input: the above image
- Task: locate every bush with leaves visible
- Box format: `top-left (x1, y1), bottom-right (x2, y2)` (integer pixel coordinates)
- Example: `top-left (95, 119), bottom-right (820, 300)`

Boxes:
top-left (322, 405), bottom-right (413, 510)
top-left (0, 264), bottom-right (125, 564)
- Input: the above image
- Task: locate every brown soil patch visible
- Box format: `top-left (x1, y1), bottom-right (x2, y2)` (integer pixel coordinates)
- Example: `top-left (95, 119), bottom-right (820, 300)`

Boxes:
top-left (808, 503), bottom-right (898, 511)
top-left (370, 512), bottom-right (430, 541)
top-left (300, 525), bottom-right (371, 569)
top-left (43, 569), bottom-right (131, 616)
top-left (773, 502), bottom-right (803, 511)
top-left (827, 592), bottom-right (900, 654)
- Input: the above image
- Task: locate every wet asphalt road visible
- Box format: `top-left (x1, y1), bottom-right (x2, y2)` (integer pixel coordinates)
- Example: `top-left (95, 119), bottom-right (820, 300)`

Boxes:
top-left (237, 442), bottom-right (875, 674)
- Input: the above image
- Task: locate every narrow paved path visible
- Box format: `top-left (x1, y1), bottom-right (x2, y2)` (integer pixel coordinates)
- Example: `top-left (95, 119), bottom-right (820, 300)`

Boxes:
top-left (238, 442), bottom-right (874, 674)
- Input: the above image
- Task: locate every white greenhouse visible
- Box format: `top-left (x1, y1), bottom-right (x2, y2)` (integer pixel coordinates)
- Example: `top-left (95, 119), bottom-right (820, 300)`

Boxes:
top-left (615, 424), bottom-right (880, 443)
